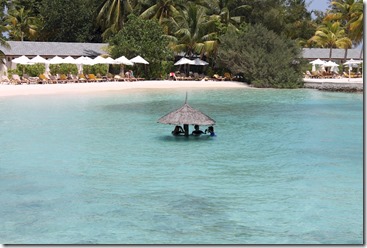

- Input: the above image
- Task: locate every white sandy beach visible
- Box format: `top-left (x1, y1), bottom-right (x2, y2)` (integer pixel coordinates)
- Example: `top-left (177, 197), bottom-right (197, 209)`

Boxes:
top-left (0, 78), bottom-right (363, 97)
top-left (303, 77), bottom-right (363, 84)
top-left (0, 80), bottom-right (250, 97)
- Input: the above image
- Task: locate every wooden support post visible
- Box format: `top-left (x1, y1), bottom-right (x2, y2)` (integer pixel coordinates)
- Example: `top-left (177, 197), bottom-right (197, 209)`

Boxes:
top-left (184, 124), bottom-right (189, 136)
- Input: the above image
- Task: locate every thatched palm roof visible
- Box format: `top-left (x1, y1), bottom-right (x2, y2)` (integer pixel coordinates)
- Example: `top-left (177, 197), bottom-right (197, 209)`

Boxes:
top-left (158, 100), bottom-right (215, 126)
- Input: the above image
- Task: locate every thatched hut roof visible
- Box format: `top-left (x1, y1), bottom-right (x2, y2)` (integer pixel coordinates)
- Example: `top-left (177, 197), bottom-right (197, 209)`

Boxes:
top-left (158, 100), bottom-right (215, 126)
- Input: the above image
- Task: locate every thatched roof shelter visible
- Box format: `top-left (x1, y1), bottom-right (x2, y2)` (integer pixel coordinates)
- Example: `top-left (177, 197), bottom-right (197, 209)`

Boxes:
top-left (158, 95), bottom-right (215, 135)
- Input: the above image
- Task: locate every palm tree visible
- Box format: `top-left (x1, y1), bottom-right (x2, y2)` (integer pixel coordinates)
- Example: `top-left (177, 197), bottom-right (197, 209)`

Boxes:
top-left (325, 0), bottom-right (363, 58)
top-left (6, 7), bottom-right (37, 41)
top-left (140, 0), bottom-right (186, 23)
top-left (166, 3), bottom-right (218, 59)
top-left (348, 0), bottom-right (363, 56)
top-left (97, 0), bottom-right (133, 40)
top-left (308, 20), bottom-right (352, 59)
top-left (204, 0), bottom-right (251, 32)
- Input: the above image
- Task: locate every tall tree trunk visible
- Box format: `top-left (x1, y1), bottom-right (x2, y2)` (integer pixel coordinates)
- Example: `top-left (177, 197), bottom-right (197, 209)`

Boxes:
top-left (329, 47), bottom-right (332, 60)
top-left (343, 48), bottom-right (348, 63)
top-left (360, 43), bottom-right (363, 59)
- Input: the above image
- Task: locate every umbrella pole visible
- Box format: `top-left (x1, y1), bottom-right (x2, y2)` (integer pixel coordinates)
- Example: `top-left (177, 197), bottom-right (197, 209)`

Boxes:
top-left (184, 124), bottom-right (189, 136)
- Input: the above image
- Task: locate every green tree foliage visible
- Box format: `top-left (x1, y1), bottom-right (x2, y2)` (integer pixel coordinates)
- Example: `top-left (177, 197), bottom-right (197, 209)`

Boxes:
top-left (38, 0), bottom-right (102, 42)
top-left (217, 24), bottom-right (304, 88)
top-left (326, 0), bottom-right (363, 45)
top-left (166, 3), bottom-right (219, 59)
top-left (97, 0), bottom-right (133, 40)
top-left (5, 7), bottom-right (38, 41)
top-left (109, 15), bottom-right (173, 79)
top-left (308, 20), bottom-right (352, 59)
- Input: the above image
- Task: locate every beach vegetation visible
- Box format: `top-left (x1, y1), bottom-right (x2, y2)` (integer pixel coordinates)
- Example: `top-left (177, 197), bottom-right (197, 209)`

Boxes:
top-left (308, 20), bottom-right (352, 59)
top-left (5, 7), bottom-right (38, 41)
top-left (217, 24), bottom-right (304, 88)
top-left (109, 14), bottom-right (173, 79)
top-left (37, 0), bottom-right (102, 42)
top-left (0, 0), bottom-right (363, 88)
top-left (97, 0), bottom-right (133, 40)
top-left (49, 64), bottom-right (79, 75)
top-left (164, 3), bottom-right (219, 60)
top-left (11, 63), bottom-right (44, 77)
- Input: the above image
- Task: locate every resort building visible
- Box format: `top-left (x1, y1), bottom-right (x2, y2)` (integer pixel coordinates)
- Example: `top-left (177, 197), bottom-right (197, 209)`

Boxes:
top-left (302, 48), bottom-right (363, 63)
top-left (0, 41), bottom-right (108, 75)
top-left (0, 41), bottom-right (363, 75)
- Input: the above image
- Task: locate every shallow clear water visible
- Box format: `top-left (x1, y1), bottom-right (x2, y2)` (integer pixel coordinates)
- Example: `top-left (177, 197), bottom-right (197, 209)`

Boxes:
top-left (0, 88), bottom-right (363, 244)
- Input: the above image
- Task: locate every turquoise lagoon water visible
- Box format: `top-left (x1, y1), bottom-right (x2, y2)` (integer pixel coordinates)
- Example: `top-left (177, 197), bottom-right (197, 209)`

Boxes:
top-left (0, 88), bottom-right (363, 244)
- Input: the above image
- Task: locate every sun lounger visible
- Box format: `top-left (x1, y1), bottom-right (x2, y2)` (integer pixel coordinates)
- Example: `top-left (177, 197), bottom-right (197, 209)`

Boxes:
top-left (12, 74), bottom-right (28, 84)
top-left (1, 75), bottom-right (11, 84)
top-left (88, 74), bottom-right (105, 82)
top-left (77, 74), bottom-right (87, 82)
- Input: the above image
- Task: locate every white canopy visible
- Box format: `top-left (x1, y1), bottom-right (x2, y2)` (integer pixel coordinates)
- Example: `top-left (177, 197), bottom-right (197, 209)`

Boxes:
top-left (104, 57), bottom-right (117, 64)
top-left (93, 56), bottom-right (116, 64)
top-left (12, 55), bottom-right (31, 64)
top-left (309, 58), bottom-right (326, 65)
top-left (192, 58), bottom-right (209, 66)
top-left (343, 59), bottom-right (363, 66)
top-left (93, 56), bottom-right (107, 64)
top-left (47, 56), bottom-right (65, 64)
top-left (323, 60), bottom-right (339, 67)
top-left (62, 56), bottom-right (76, 64)
top-left (115, 55), bottom-right (134, 65)
top-left (75, 56), bottom-right (95, 65)
top-left (130, 55), bottom-right (149, 64)
top-left (29, 55), bottom-right (47, 64)
top-left (174, 57), bottom-right (195, 65)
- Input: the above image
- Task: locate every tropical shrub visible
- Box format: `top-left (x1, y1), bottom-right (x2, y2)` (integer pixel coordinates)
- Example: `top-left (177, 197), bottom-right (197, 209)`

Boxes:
top-left (49, 64), bottom-right (78, 75)
top-left (109, 14), bottom-right (173, 79)
top-left (217, 24), bottom-right (305, 88)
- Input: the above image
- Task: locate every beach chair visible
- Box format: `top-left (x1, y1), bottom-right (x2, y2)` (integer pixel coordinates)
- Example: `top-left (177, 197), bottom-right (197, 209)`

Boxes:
top-left (23, 74), bottom-right (39, 84)
top-left (114, 75), bottom-right (128, 82)
top-left (59, 74), bottom-right (75, 83)
top-left (224, 72), bottom-right (232, 81)
top-left (49, 75), bottom-right (59, 84)
top-left (304, 71), bottom-right (312, 78)
top-left (11, 74), bottom-right (25, 84)
top-left (1, 75), bottom-right (11, 85)
top-left (212, 74), bottom-right (224, 81)
top-left (38, 74), bottom-right (50, 84)
top-left (77, 74), bottom-right (87, 82)
top-left (88, 74), bottom-right (104, 82)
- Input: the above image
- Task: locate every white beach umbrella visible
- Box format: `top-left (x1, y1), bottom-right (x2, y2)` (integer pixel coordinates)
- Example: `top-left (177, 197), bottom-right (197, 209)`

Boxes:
top-left (309, 58), bottom-right (326, 65)
top-left (29, 55), bottom-right (48, 64)
top-left (93, 56), bottom-right (116, 74)
top-left (93, 56), bottom-right (107, 64)
top-left (192, 58), bottom-right (209, 66)
top-left (343, 59), bottom-right (363, 81)
top-left (115, 55), bottom-right (134, 66)
top-left (104, 57), bottom-right (117, 64)
top-left (130, 55), bottom-right (149, 64)
top-left (323, 60), bottom-right (338, 67)
top-left (75, 56), bottom-right (95, 74)
top-left (310, 58), bottom-right (326, 72)
top-left (63, 56), bottom-right (77, 64)
top-left (343, 59), bottom-right (363, 65)
top-left (12, 55), bottom-right (32, 65)
top-left (174, 57), bottom-right (195, 65)
top-left (75, 56), bottom-right (95, 65)
top-left (48, 55), bottom-right (65, 64)
top-left (115, 55), bottom-right (134, 65)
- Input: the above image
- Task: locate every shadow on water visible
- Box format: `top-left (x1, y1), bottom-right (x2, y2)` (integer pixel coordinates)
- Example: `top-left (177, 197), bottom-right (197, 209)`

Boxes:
top-left (156, 134), bottom-right (216, 142)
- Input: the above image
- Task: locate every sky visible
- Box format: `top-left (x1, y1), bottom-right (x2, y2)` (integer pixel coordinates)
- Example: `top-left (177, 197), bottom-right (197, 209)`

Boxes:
top-left (305, 0), bottom-right (363, 49)
top-left (306, 0), bottom-right (329, 12)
